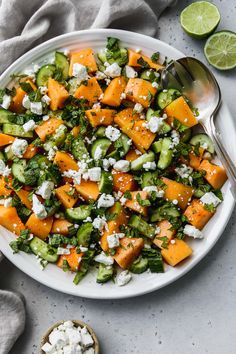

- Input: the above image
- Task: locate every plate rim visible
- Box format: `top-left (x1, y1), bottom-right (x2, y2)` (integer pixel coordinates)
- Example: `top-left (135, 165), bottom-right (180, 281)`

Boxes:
top-left (0, 28), bottom-right (234, 299)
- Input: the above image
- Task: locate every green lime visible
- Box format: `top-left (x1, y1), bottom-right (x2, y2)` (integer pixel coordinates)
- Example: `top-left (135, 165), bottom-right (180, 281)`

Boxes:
top-left (204, 31), bottom-right (236, 70)
top-left (180, 1), bottom-right (220, 39)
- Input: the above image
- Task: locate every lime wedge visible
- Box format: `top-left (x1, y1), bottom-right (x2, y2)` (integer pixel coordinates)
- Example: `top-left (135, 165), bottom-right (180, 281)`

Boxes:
top-left (180, 1), bottom-right (220, 39)
top-left (204, 31), bottom-right (236, 70)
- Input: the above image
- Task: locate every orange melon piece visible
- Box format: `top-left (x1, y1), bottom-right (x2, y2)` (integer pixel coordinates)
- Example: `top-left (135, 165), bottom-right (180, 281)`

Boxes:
top-left (74, 78), bottom-right (103, 106)
top-left (114, 237), bottom-right (144, 269)
top-left (69, 48), bottom-right (97, 74)
top-left (198, 159), bottom-right (227, 189)
top-left (161, 239), bottom-right (192, 266)
top-left (101, 77), bottom-right (127, 106)
top-left (35, 117), bottom-right (63, 141)
top-left (15, 189), bottom-right (32, 210)
top-left (85, 109), bottom-right (116, 127)
top-left (75, 180), bottom-right (99, 201)
top-left (112, 170), bottom-right (137, 193)
top-left (55, 184), bottom-right (78, 208)
top-left (54, 151), bottom-right (78, 172)
top-left (184, 199), bottom-right (214, 230)
top-left (26, 214), bottom-right (53, 240)
top-left (161, 177), bottom-right (194, 210)
top-left (125, 191), bottom-right (149, 216)
top-left (165, 96), bottom-right (198, 128)
top-left (0, 133), bottom-right (15, 146)
top-left (124, 78), bottom-right (157, 108)
top-left (51, 219), bottom-right (72, 236)
top-left (0, 177), bottom-right (12, 197)
top-left (48, 78), bottom-right (69, 111)
top-left (128, 49), bottom-right (163, 71)
top-left (0, 206), bottom-right (25, 235)
top-left (153, 220), bottom-right (176, 249)
top-left (23, 144), bottom-right (38, 159)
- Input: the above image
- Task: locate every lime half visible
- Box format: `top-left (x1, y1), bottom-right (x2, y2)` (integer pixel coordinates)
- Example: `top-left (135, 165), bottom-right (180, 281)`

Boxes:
top-left (204, 31), bottom-right (236, 70)
top-left (180, 1), bottom-right (220, 39)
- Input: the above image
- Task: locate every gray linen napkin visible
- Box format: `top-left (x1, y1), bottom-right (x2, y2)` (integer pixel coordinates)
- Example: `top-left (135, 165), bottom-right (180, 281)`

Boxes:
top-left (0, 0), bottom-right (176, 352)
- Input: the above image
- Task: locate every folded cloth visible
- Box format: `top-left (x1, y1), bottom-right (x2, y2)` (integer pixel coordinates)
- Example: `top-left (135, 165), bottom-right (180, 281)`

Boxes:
top-left (0, 0), bottom-right (176, 352)
top-left (0, 0), bottom-right (176, 74)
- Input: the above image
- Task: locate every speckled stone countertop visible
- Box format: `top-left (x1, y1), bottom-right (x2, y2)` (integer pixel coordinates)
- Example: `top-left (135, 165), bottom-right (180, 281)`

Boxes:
top-left (1, 1), bottom-right (236, 353)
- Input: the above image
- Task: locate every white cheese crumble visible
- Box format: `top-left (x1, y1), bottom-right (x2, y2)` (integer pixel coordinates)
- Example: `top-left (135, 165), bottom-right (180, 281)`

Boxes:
top-left (41, 94), bottom-right (51, 105)
top-left (72, 63), bottom-right (88, 82)
top-left (2, 197), bottom-right (12, 207)
top-left (39, 86), bottom-right (48, 95)
top-left (87, 167), bottom-right (101, 182)
top-left (12, 138), bottom-right (28, 157)
top-left (22, 95), bottom-right (31, 109)
top-left (93, 146), bottom-right (103, 161)
top-left (32, 194), bottom-right (47, 219)
top-left (94, 252), bottom-right (114, 265)
top-left (102, 157), bottom-right (116, 171)
top-left (143, 161), bottom-right (156, 171)
top-left (92, 216), bottom-right (108, 232)
top-left (57, 247), bottom-right (71, 255)
top-left (152, 81), bottom-right (159, 89)
top-left (170, 130), bottom-right (180, 148)
top-left (37, 181), bottom-right (54, 200)
top-left (107, 234), bottom-right (121, 248)
top-left (95, 71), bottom-right (107, 80)
top-left (133, 103), bottom-right (143, 113)
top-left (113, 160), bottom-right (130, 172)
top-left (175, 164), bottom-right (193, 179)
top-left (143, 186), bottom-right (165, 198)
top-left (125, 65), bottom-right (137, 78)
top-left (48, 147), bottom-right (57, 161)
top-left (1, 94), bottom-right (11, 109)
top-left (183, 224), bottom-right (203, 239)
top-left (200, 192), bottom-right (221, 207)
top-left (97, 194), bottom-right (115, 208)
top-left (116, 270), bottom-right (132, 286)
top-left (104, 62), bottom-right (121, 77)
top-left (0, 160), bottom-right (11, 177)
top-left (30, 101), bottom-right (43, 115)
top-left (105, 125), bottom-right (121, 142)
top-left (63, 169), bottom-right (82, 185)
top-left (23, 119), bottom-right (37, 132)
top-left (145, 116), bottom-right (164, 133)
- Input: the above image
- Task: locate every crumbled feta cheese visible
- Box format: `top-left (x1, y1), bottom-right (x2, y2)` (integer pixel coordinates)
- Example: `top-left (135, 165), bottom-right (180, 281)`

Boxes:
top-left (39, 86), bottom-right (48, 95)
top-left (94, 252), bottom-right (114, 265)
top-left (43, 114), bottom-right (50, 121)
top-left (87, 167), bottom-right (101, 182)
top-left (120, 195), bottom-right (127, 205)
top-left (97, 194), bottom-right (115, 208)
top-left (95, 71), bottom-right (106, 80)
top-left (116, 270), bottom-right (132, 286)
top-left (0, 160), bottom-right (11, 177)
top-left (152, 81), bottom-right (159, 89)
top-left (79, 246), bottom-right (88, 252)
top-left (105, 125), bottom-right (121, 141)
top-left (92, 216), bottom-right (108, 232)
top-left (92, 102), bottom-right (101, 110)
top-left (102, 157), bottom-right (116, 171)
top-left (1, 94), bottom-right (11, 109)
top-left (3, 197), bottom-right (12, 207)
top-left (42, 94), bottom-right (51, 105)
top-left (107, 233), bottom-right (125, 248)
top-left (133, 103), bottom-right (143, 113)
top-left (125, 65), bottom-right (137, 78)
top-left (32, 194), bottom-right (47, 219)
top-left (113, 160), bottom-right (130, 172)
top-left (48, 147), bottom-right (57, 161)
top-left (172, 199), bottom-right (178, 205)
top-left (183, 224), bottom-right (203, 239)
top-left (93, 146), bottom-right (103, 161)
top-left (23, 119), bottom-right (37, 132)
top-left (57, 247), bottom-right (71, 255)
top-left (33, 64), bottom-right (40, 73)
top-left (170, 130), bottom-right (180, 148)
top-left (72, 63), bottom-right (88, 82)
top-left (200, 192), bottom-right (221, 207)
top-left (143, 161), bottom-right (156, 170)
top-left (80, 327), bottom-right (94, 348)
top-left (145, 116), bottom-right (164, 133)
top-left (22, 95), bottom-right (31, 109)
top-left (41, 342), bottom-right (55, 354)
top-left (30, 101), bottom-right (43, 115)
top-left (63, 170), bottom-right (82, 185)
top-left (104, 62), bottom-right (121, 78)
top-left (37, 181), bottom-right (54, 199)
top-left (175, 164), bottom-right (193, 179)
top-left (84, 348), bottom-right (94, 354)
top-left (105, 78), bottom-right (111, 85)
top-left (49, 329), bottom-right (68, 347)
top-left (120, 92), bottom-right (126, 100)
top-left (12, 138), bottom-right (28, 157)
top-left (143, 186), bottom-right (164, 198)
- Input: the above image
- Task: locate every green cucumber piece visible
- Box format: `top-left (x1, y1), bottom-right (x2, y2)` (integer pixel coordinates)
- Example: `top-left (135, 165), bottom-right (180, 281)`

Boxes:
top-left (55, 52), bottom-right (69, 80)
top-left (152, 140), bottom-right (163, 154)
top-left (3, 123), bottom-right (33, 138)
top-left (141, 171), bottom-right (159, 189)
top-left (146, 108), bottom-right (154, 121)
top-left (36, 64), bottom-right (56, 87)
top-left (30, 237), bottom-right (58, 263)
top-left (158, 121), bottom-right (171, 135)
top-left (99, 171), bottom-right (113, 194)
top-left (129, 256), bottom-right (148, 274)
top-left (190, 133), bottom-right (214, 154)
top-left (157, 137), bottom-right (173, 170)
top-left (95, 126), bottom-right (106, 137)
top-left (180, 128), bottom-right (191, 143)
top-left (96, 264), bottom-right (114, 283)
top-left (157, 89), bottom-right (181, 109)
top-left (90, 138), bottom-right (111, 160)
top-left (4, 145), bottom-right (14, 160)
top-left (44, 124), bottom-right (67, 151)
top-left (11, 160), bottom-right (26, 183)
top-left (142, 248), bottom-right (164, 273)
top-left (65, 205), bottom-right (92, 222)
top-left (140, 70), bottom-right (152, 81)
top-left (0, 151), bottom-right (5, 160)
top-left (130, 151), bottom-right (155, 171)
top-left (97, 49), bottom-right (107, 63)
top-left (72, 137), bottom-right (90, 161)
top-left (0, 108), bottom-right (15, 124)
top-left (150, 205), bottom-right (180, 223)
top-left (77, 222), bottom-right (93, 247)
top-left (109, 133), bottom-right (131, 159)
top-left (128, 215), bottom-right (156, 239)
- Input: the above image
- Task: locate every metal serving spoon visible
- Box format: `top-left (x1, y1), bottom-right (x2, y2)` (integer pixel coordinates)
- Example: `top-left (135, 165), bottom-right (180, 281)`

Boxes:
top-left (161, 57), bottom-right (236, 199)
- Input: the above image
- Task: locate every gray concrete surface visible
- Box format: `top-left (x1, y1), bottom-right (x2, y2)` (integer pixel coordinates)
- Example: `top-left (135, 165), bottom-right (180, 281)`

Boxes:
top-left (1, 1), bottom-right (236, 353)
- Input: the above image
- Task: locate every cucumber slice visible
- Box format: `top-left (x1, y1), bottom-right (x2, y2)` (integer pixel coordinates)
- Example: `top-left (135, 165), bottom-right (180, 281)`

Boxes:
top-left (0, 151), bottom-right (5, 161)
top-left (180, 128), bottom-right (191, 142)
top-left (190, 133), bottom-right (214, 154)
top-left (158, 122), bottom-right (171, 135)
top-left (36, 64), bottom-right (56, 87)
top-left (152, 140), bottom-right (162, 154)
top-left (71, 137), bottom-right (90, 161)
top-left (65, 205), bottom-right (92, 222)
top-left (97, 49), bottom-right (107, 64)
top-left (90, 138), bottom-right (112, 160)
top-left (4, 145), bottom-right (14, 160)
top-left (130, 151), bottom-right (155, 171)
top-left (95, 126), bottom-right (106, 137)
top-left (157, 137), bottom-right (173, 170)
top-left (3, 123), bottom-right (33, 138)
top-left (130, 256), bottom-right (148, 274)
top-left (11, 160), bottom-right (26, 183)
top-left (44, 124), bottom-right (67, 151)
top-left (140, 70), bottom-right (152, 81)
top-left (30, 237), bottom-right (58, 263)
top-left (146, 108), bottom-right (154, 121)
top-left (96, 264), bottom-right (113, 283)
top-left (110, 133), bottom-right (131, 159)
top-left (55, 52), bottom-right (69, 80)
top-left (141, 171), bottom-right (159, 189)
top-left (27, 154), bottom-right (49, 169)
top-left (0, 108), bottom-right (15, 124)
top-left (157, 89), bottom-right (181, 109)
top-left (128, 215), bottom-right (156, 239)
top-left (77, 222), bottom-right (93, 247)
top-left (150, 205), bottom-right (180, 223)
top-left (99, 171), bottom-right (113, 194)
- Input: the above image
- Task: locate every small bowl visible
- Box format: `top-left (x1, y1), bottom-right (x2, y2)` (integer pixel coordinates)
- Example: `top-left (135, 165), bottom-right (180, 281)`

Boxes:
top-left (40, 320), bottom-right (99, 354)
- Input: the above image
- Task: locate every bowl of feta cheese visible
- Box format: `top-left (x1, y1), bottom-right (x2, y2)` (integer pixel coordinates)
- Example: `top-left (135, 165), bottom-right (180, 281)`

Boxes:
top-left (41, 320), bottom-right (99, 354)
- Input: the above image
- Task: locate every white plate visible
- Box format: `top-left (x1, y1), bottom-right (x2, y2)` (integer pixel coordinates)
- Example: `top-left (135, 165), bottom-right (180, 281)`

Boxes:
top-left (0, 29), bottom-right (235, 299)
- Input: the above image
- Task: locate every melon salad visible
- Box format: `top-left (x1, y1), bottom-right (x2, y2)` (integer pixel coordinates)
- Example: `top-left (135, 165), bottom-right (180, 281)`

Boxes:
top-left (0, 37), bottom-right (227, 286)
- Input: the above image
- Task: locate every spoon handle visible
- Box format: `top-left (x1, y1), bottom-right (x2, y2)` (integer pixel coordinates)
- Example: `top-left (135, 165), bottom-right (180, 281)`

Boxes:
top-left (201, 117), bottom-right (236, 200)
